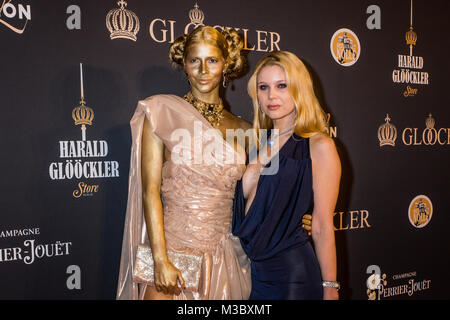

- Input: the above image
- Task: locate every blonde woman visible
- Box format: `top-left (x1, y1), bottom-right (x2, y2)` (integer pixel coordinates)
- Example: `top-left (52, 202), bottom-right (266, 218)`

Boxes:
top-left (232, 51), bottom-right (341, 300)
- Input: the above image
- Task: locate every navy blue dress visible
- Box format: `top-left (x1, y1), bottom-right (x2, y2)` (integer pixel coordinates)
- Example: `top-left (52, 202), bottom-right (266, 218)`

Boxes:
top-left (232, 133), bottom-right (323, 300)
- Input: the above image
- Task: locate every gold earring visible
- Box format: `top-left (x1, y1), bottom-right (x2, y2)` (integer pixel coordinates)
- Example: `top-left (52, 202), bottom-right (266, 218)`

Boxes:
top-left (222, 72), bottom-right (228, 88)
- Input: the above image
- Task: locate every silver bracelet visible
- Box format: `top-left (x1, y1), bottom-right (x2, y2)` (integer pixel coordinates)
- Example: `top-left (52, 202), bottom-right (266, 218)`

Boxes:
top-left (322, 280), bottom-right (340, 290)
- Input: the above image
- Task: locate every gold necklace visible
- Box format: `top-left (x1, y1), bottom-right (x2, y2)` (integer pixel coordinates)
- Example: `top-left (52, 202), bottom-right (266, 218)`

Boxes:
top-left (183, 91), bottom-right (224, 128)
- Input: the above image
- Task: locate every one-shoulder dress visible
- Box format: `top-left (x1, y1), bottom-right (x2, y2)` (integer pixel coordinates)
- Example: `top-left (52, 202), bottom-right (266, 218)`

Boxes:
top-left (232, 133), bottom-right (323, 300)
top-left (116, 94), bottom-right (251, 300)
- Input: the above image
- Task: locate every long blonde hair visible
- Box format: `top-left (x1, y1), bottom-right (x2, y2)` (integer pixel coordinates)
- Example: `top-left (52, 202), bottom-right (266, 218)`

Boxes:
top-left (248, 51), bottom-right (328, 142)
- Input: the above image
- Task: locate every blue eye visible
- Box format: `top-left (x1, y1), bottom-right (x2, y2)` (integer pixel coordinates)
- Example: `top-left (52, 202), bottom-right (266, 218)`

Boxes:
top-left (209, 58), bottom-right (218, 63)
top-left (258, 85), bottom-right (268, 90)
top-left (189, 58), bottom-right (198, 63)
top-left (278, 83), bottom-right (287, 88)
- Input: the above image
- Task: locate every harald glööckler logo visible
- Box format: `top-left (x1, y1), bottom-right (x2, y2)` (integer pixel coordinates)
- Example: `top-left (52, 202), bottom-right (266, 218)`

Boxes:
top-left (392, 0), bottom-right (430, 97)
top-left (378, 113), bottom-right (449, 147)
top-left (147, 2), bottom-right (281, 52)
top-left (402, 114), bottom-right (450, 146)
top-left (48, 64), bottom-right (120, 198)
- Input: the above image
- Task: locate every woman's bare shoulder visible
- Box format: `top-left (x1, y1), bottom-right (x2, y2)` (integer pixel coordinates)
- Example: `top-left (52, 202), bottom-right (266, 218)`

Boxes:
top-left (223, 110), bottom-right (252, 130)
top-left (309, 132), bottom-right (338, 160)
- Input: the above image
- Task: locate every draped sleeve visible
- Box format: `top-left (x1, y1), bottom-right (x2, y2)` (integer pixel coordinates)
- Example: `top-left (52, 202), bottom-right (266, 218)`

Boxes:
top-left (116, 94), bottom-right (183, 300)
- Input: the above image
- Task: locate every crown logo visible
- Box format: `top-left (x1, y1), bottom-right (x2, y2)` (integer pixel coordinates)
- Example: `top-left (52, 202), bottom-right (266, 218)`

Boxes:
top-left (106, 0), bottom-right (140, 41)
top-left (189, 3), bottom-right (205, 26)
top-left (406, 27), bottom-right (417, 48)
top-left (378, 114), bottom-right (397, 147)
top-left (405, 0), bottom-right (417, 56)
top-left (425, 113), bottom-right (435, 129)
top-left (72, 99), bottom-right (94, 141)
top-left (72, 64), bottom-right (94, 141)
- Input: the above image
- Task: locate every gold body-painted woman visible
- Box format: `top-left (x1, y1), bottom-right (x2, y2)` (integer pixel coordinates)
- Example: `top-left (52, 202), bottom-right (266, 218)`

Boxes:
top-left (116, 26), bottom-right (253, 300)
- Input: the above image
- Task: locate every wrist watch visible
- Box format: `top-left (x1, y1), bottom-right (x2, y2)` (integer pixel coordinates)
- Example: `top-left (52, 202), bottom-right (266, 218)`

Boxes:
top-left (322, 280), bottom-right (340, 291)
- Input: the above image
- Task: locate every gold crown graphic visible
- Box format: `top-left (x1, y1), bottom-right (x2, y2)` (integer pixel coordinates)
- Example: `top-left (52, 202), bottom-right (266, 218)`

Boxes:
top-left (378, 114), bottom-right (397, 147)
top-left (405, 27), bottom-right (417, 47)
top-left (425, 113), bottom-right (435, 129)
top-left (106, 0), bottom-right (140, 41)
top-left (189, 3), bottom-right (205, 25)
top-left (72, 98), bottom-right (94, 126)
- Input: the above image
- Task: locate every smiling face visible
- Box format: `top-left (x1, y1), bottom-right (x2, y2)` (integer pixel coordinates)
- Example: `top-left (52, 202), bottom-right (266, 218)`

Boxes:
top-left (184, 42), bottom-right (225, 103)
top-left (257, 64), bottom-right (296, 123)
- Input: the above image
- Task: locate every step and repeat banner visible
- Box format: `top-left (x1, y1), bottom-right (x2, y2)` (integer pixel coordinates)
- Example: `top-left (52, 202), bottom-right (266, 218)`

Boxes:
top-left (0, 0), bottom-right (448, 300)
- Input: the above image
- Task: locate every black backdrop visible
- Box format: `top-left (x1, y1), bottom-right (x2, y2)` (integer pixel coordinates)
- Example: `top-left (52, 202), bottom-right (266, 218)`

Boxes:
top-left (0, 0), bottom-right (449, 300)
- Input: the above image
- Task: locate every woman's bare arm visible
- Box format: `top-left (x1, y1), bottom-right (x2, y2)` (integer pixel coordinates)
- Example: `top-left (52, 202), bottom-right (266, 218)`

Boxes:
top-left (310, 133), bottom-right (341, 300)
top-left (141, 117), bottom-right (185, 296)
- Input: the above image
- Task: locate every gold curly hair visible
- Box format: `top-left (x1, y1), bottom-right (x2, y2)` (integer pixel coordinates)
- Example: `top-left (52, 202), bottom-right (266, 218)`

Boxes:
top-left (169, 26), bottom-right (245, 79)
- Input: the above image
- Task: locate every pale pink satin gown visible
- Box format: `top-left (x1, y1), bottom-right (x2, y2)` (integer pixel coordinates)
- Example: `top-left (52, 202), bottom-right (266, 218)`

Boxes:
top-left (116, 94), bottom-right (251, 300)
